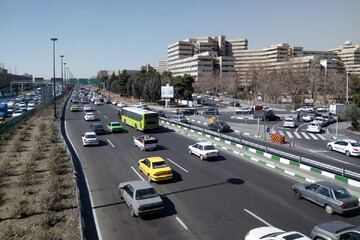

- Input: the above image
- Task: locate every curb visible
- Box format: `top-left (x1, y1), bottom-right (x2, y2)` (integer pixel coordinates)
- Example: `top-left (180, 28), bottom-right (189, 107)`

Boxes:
top-left (160, 120), bottom-right (360, 189)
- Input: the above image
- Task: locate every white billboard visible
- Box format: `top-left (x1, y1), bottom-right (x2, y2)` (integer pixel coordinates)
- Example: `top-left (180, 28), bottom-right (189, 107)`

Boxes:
top-left (161, 85), bottom-right (174, 98)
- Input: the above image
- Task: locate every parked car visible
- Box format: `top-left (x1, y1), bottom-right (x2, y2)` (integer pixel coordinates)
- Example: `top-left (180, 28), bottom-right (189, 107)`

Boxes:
top-left (118, 180), bottom-right (164, 217)
top-left (302, 113), bottom-right (315, 122)
top-left (181, 108), bottom-right (198, 115)
top-left (81, 132), bottom-right (99, 146)
top-left (89, 123), bottom-right (106, 135)
top-left (311, 221), bottom-right (360, 240)
top-left (107, 122), bottom-right (123, 133)
top-left (70, 105), bottom-right (79, 112)
top-left (208, 121), bottom-right (231, 132)
top-left (171, 115), bottom-right (188, 123)
top-left (84, 112), bottom-right (96, 121)
top-left (245, 226), bottom-right (310, 240)
top-left (229, 101), bottom-right (240, 107)
top-left (283, 118), bottom-right (295, 128)
top-left (307, 122), bottom-right (322, 133)
top-left (317, 106), bottom-right (330, 112)
top-left (188, 142), bottom-right (219, 160)
top-left (292, 181), bottom-right (359, 214)
top-left (134, 135), bottom-right (158, 151)
top-left (327, 139), bottom-right (360, 157)
top-left (202, 108), bottom-right (219, 115)
top-left (235, 107), bottom-right (252, 114)
top-left (138, 157), bottom-right (173, 182)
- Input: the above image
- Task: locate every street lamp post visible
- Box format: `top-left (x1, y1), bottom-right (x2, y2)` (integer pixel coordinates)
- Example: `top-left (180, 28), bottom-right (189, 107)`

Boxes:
top-left (332, 58), bottom-right (349, 103)
top-left (64, 62), bottom-right (67, 86)
top-left (51, 38), bottom-right (58, 119)
top-left (60, 55), bottom-right (64, 92)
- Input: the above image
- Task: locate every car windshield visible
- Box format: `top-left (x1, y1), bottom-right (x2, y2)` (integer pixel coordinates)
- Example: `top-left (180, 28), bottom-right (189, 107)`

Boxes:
top-left (152, 161), bottom-right (168, 169)
top-left (351, 142), bottom-right (360, 147)
top-left (204, 145), bottom-right (215, 150)
top-left (135, 188), bottom-right (159, 200)
top-left (333, 188), bottom-right (352, 199)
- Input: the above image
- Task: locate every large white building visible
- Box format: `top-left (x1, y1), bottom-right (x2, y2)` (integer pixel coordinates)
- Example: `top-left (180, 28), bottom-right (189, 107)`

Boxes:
top-left (167, 36), bottom-right (246, 79)
top-left (329, 42), bottom-right (360, 75)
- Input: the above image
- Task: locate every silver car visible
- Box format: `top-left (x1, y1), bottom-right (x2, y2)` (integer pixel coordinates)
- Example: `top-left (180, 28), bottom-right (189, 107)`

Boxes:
top-left (292, 181), bottom-right (359, 214)
top-left (311, 221), bottom-right (360, 240)
top-left (118, 180), bottom-right (164, 217)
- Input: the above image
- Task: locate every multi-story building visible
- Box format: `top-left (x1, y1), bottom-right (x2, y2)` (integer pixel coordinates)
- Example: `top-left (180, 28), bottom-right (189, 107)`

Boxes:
top-left (97, 69), bottom-right (138, 78)
top-left (329, 42), bottom-right (360, 75)
top-left (167, 36), bottom-right (245, 79)
top-left (154, 60), bottom-right (168, 74)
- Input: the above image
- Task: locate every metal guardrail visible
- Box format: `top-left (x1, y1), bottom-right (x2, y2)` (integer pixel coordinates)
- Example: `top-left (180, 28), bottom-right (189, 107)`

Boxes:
top-left (162, 117), bottom-right (360, 181)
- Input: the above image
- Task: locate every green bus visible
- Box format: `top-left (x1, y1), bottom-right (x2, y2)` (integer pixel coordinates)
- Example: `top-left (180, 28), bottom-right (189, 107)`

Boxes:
top-left (121, 107), bottom-right (159, 131)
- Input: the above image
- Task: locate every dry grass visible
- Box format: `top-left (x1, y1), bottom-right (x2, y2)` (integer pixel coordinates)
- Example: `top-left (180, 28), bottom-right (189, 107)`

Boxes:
top-left (0, 102), bottom-right (80, 240)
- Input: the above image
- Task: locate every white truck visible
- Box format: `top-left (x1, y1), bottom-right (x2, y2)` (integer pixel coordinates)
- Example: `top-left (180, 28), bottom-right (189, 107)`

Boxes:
top-left (329, 103), bottom-right (345, 115)
top-left (133, 135), bottom-right (158, 151)
top-left (7, 101), bottom-right (16, 114)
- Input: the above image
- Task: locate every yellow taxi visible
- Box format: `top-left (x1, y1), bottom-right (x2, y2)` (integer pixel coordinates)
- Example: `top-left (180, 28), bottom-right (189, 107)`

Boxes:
top-left (0, 117), bottom-right (7, 126)
top-left (138, 157), bottom-right (173, 182)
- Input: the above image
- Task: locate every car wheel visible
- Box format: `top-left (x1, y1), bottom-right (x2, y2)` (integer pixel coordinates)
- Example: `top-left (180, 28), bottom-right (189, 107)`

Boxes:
top-left (345, 151), bottom-right (351, 157)
top-left (200, 155), bottom-right (204, 161)
top-left (325, 204), bottom-right (334, 215)
top-left (141, 147), bottom-right (145, 151)
top-left (189, 149), bottom-right (192, 155)
top-left (294, 190), bottom-right (302, 199)
top-left (328, 145), bottom-right (333, 151)
top-left (138, 164), bottom-right (142, 172)
top-left (135, 124), bottom-right (138, 131)
top-left (119, 190), bottom-right (123, 199)
top-left (124, 119), bottom-right (126, 124)
top-left (130, 206), bottom-right (136, 217)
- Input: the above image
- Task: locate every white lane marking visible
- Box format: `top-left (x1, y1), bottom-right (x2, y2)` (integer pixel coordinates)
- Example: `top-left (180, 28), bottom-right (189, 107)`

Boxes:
top-left (244, 209), bottom-right (273, 227)
top-left (279, 131), bottom-right (284, 135)
top-left (166, 158), bottom-right (189, 173)
top-left (176, 217), bottom-right (189, 230)
top-left (294, 132), bottom-right (302, 138)
top-left (287, 131), bottom-right (294, 138)
top-left (97, 110), bottom-right (100, 113)
top-left (107, 139), bottom-right (115, 148)
top-left (296, 123), bottom-right (308, 133)
top-left (301, 132), bottom-right (310, 139)
top-left (103, 115), bottom-right (108, 119)
top-left (131, 166), bottom-right (145, 181)
top-left (317, 134), bottom-right (326, 140)
top-left (308, 133), bottom-right (318, 140)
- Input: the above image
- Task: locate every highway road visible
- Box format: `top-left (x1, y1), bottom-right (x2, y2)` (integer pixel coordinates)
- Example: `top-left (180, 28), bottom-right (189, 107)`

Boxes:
top-left (65, 102), bottom-right (360, 240)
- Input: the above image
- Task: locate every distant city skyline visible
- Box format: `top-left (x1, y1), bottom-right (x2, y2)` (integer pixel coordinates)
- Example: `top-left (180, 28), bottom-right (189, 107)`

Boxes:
top-left (0, 0), bottom-right (359, 79)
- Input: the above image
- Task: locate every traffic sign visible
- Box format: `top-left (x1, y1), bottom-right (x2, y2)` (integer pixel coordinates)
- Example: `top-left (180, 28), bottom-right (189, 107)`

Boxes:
top-left (90, 78), bottom-right (100, 84)
top-left (69, 78), bottom-right (77, 84)
top-left (79, 78), bottom-right (88, 84)
top-left (267, 127), bottom-right (270, 133)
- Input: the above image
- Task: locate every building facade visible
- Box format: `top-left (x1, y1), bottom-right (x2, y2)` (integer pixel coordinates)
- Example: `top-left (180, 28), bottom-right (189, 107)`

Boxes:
top-left (167, 36), bottom-right (245, 79)
top-left (154, 60), bottom-right (168, 74)
top-left (329, 42), bottom-right (360, 75)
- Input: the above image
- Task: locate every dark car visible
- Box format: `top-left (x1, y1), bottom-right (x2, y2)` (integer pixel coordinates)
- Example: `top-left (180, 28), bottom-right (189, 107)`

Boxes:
top-left (208, 121), bottom-right (231, 132)
top-left (104, 98), bottom-right (111, 104)
top-left (292, 181), bottom-right (359, 214)
top-left (262, 111), bottom-right (280, 121)
top-left (181, 108), bottom-right (198, 115)
top-left (155, 110), bottom-right (166, 117)
top-left (89, 123), bottom-right (106, 135)
top-left (202, 108), bottom-right (219, 115)
top-left (311, 221), bottom-right (360, 240)
top-left (229, 101), bottom-right (240, 107)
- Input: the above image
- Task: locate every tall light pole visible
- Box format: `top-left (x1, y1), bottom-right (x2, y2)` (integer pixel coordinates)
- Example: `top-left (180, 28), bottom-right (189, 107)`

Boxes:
top-left (64, 62), bottom-right (67, 86)
top-left (60, 55), bottom-right (64, 92)
top-left (51, 38), bottom-right (58, 119)
top-left (332, 58), bottom-right (349, 103)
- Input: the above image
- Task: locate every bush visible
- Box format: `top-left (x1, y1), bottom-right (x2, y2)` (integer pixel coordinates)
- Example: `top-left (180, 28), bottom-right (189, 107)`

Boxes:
top-left (11, 139), bottom-right (22, 153)
top-left (343, 104), bottom-right (360, 131)
top-left (19, 164), bottom-right (35, 187)
top-left (39, 123), bottom-right (47, 132)
top-left (41, 210), bottom-right (62, 228)
top-left (14, 199), bottom-right (33, 218)
top-left (0, 191), bottom-right (4, 206)
top-left (0, 158), bottom-right (12, 177)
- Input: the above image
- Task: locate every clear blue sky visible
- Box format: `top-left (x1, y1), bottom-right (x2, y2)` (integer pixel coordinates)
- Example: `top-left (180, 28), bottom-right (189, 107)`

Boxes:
top-left (1, 0), bottom-right (359, 79)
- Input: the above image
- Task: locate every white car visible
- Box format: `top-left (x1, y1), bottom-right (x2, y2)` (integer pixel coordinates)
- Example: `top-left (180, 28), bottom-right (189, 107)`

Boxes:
top-left (81, 132), bottom-right (99, 146)
top-left (302, 113), bottom-right (315, 122)
top-left (84, 112), bottom-right (96, 121)
top-left (245, 226), bottom-right (310, 240)
top-left (307, 122), bottom-right (321, 133)
top-left (317, 106), bottom-right (330, 112)
top-left (263, 106), bottom-right (272, 112)
top-left (133, 135), bottom-right (158, 151)
top-left (117, 102), bottom-right (128, 107)
top-left (94, 100), bottom-right (101, 105)
top-left (283, 118), bottom-right (295, 128)
top-left (12, 110), bottom-right (23, 118)
top-left (28, 101), bottom-right (35, 107)
top-left (171, 115), bottom-right (188, 123)
top-left (235, 107), bottom-right (252, 114)
top-left (111, 100), bottom-right (120, 105)
top-left (327, 139), bottom-right (360, 157)
top-left (296, 106), bottom-right (313, 112)
top-left (188, 142), bottom-right (219, 160)
top-left (83, 105), bottom-right (92, 111)
top-left (27, 106), bottom-right (35, 111)
top-left (134, 102), bottom-right (146, 108)
top-left (313, 117), bottom-right (325, 126)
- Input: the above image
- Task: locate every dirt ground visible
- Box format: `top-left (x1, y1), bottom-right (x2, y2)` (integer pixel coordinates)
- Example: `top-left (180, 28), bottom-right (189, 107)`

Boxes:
top-left (0, 104), bottom-right (80, 240)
